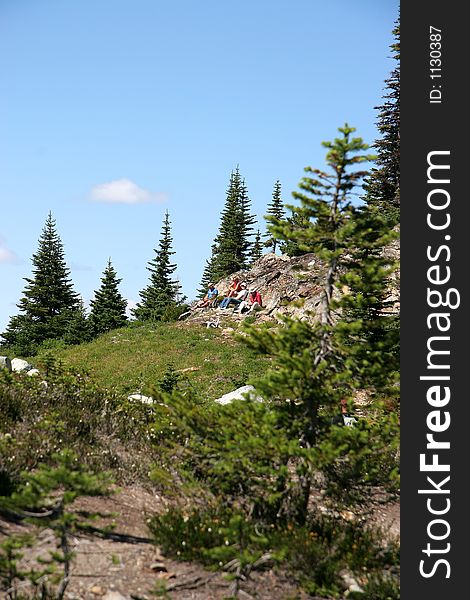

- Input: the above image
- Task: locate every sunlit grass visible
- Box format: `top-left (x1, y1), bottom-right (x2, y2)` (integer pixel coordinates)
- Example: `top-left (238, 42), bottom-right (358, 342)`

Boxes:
top-left (52, 321), bottom-right (271, 400)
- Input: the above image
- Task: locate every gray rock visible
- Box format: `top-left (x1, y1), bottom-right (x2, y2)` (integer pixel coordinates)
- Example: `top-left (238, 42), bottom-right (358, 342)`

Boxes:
top-left (11, 358), bottom-right (33, 373)
top-left (27, 368), bottom-right (41, 377)
top-left (215, 384), bottom-right (264, 405)
top-left (0, 356), bottom-right (12, 372)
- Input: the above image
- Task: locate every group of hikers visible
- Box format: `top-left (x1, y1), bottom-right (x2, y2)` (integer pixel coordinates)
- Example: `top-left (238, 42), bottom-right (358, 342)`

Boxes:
top-left (196, 277), bottom-right (263, 314)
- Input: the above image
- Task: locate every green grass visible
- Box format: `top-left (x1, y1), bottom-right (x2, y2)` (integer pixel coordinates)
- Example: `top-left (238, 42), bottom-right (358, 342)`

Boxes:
top-left (46, 321), bottom-right (271, 400)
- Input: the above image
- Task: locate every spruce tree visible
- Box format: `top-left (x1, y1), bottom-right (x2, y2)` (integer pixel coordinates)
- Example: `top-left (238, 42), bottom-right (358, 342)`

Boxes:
top-left (133, 211), bottom-right (183, 321)
top-left (250, 230), bottom-right (263, 265)
top-left (197, 243), bottom-right (217, 298)
top-left (236, 177), bottom-right (257, 264)
top-left (364, 18), bottom-right (400, 226)
top-left (264, 180), bottom-right (285, 253)
top-left (89, 259), bottom-right (128, 335)
top-left (204, 167), bottom-right (256, 283)
top-left (1, 213), bottom-right (79, 354)
top-left (63, 299), bottom-right (94, 345)
top-left (278, 210), bottom-right (311, 257)
top-left (245, 125), bottom-right (399, 517)
top-left (339, 17), bottom-right (400, 377)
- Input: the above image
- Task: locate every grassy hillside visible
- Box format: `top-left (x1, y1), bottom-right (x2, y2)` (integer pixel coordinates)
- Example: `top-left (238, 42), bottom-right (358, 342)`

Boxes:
top-left (49, 320), bottom-right (271, 400)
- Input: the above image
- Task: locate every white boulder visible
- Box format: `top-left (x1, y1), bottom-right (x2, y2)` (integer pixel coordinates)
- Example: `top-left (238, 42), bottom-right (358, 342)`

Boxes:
top-left (27, 368), bottom-right (41, 377)
top-left (11, 358), bottom-right (33, 373)
top-left (214, 384), bottom-right (264, 405)
top-left (128, 393), bottom-right (154, 405)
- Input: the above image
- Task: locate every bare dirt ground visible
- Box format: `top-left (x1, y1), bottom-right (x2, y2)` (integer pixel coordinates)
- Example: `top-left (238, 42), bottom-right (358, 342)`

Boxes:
top-left (1, 485), bottom-right (399, 600)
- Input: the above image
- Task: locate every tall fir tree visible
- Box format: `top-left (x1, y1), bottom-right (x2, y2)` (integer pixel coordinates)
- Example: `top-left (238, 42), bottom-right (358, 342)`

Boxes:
top-left (203, 167), bottom-right (256, 283)
top-left (250, 230), bottom-right (263, 265)
top-left (89, 259), bottom-right (128, 335)
top-left (363, 18), bottom-right (400, 226)
top-left (1, 212), bottom-right (79, 354)
top-left (264, 180), bottom-right (285, 253)
top-left (132, 211), bottom-right (183, 321)
top-left (236, 177), bottom-right (257, 263)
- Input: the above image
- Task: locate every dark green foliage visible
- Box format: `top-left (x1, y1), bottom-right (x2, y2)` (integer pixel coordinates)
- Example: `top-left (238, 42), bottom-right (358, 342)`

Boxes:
top-left (0, 360), bottom-right (149, 488)
top-left (197, 243), bottom-right (217, 298)
top-left (150, 504), bottom-right (399, 599)
top-left (241, 125), bottom-right (399, 527)
top-left (1, 213), bottom-right (79, 355)
top-left (0, 533), bottom-right (39, 599)
top-left (338, 207), bottom-right (400, 389)
top-left (250, 229), bottom-right (263, 264)
top-left (158, 363), bottom-right (180, 393)
top-left (133, 211), bottom-right (185, 322)
top-left (89, 259), bottom-right (128, 336)
top-left (202, 167), bottom-right (257, 283)
top-left (278, 210), bottom-right (312, 257)
top-left (62, 300), bottom-right (94, 346)
top-left (363, 19), bottom-right (400, 226)
top-left (264, 180), bottom-right (285, 254)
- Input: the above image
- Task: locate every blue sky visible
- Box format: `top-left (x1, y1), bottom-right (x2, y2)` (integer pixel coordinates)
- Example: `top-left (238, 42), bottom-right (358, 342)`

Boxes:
top-left (0, 0), bottom-right (399, 333)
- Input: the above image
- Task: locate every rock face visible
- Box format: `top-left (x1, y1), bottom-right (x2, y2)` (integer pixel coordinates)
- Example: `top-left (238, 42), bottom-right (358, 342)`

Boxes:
top-left (217, 253), bottom-right (327, 322)
top-left (190, 253), bottom-right (327, 325)
top-left (188, 235), bottom-right (400, 326)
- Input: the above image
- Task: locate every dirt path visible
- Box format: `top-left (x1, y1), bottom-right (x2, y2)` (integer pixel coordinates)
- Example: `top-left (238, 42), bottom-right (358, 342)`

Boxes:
top-left (1, 485), bottom-right (399, 599)
top-left (1, 486), bottom-right (313, 599)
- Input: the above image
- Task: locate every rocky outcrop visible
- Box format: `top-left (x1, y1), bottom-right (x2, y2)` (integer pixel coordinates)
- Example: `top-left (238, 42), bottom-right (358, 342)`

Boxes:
top-left (187, 252), bottom-right (328, 326)
top-left (187, 231), bottom-right (400, 327)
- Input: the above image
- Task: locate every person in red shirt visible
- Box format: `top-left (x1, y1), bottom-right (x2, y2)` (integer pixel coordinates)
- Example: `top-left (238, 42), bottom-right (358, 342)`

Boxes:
top-left (227, 277), bottom-right (242, 298)
top-left (237, 288), bottom-right (262, 313)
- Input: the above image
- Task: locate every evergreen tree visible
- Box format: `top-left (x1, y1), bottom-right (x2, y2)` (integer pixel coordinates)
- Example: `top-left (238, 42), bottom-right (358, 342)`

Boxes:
top-left (89, 259), bottom-right (128, 336)
top-left (197, 243), bottom-right (217, 298)
top-left (278, 210), bottom-right (312, 257)
top-left (245, 125), bottom-right (399, 518)
top-left (364, 18), bottom-right (400, 226)
top-left (133, 211), bottom-right (183, 321)
top-left (63, 299), bottom-right (94, 346)
top-left (264, 180), bottom-right (285, 253)
top-left (250, 230), bottom-right (263, 265)
top-left (236, 177), bottom-right (257, 263)
top-left (204, 167), bottom-right (256, 283)
top-left (1, 213), bottom-right (79, 354)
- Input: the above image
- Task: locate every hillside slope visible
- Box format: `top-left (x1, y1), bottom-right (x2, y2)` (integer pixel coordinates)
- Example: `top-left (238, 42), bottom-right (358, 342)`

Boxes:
top-left (52, 321), bottom-right (271, 401)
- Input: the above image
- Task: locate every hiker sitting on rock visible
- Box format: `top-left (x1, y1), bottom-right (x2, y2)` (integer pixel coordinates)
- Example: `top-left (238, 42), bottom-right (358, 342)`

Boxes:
top-left (227, 276), bottom-right (243, 298)
top-left (196, 283), bottom-right (219, 308)
top-left (219, 283), bottom-right (248, 309)
top-left (237, 288), bottom-right (262, 314)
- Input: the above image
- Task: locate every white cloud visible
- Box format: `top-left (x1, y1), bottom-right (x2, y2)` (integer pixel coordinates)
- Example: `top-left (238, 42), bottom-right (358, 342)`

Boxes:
top-left (90, 178), bottom-right (166, 204)
top-left (0, 240), bottom-right (17, 264)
